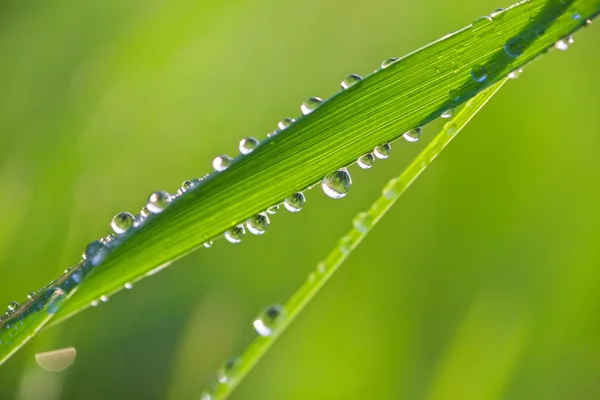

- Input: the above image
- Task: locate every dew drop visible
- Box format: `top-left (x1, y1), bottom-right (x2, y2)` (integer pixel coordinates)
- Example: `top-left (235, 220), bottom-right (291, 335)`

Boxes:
top-left (357, 153), bottom-right (375, 169)
top-left (472, 16), bottom-right (493, 38)
top-left (441, 109), bottom-right (453, 119)
top-left (339, 236), bottom-right (352, 254)
top-left (239, 137), bottom-right (259, 155)
top-left (277, 118), bottom-right (295, 130)
top-left (203, 241), bottom-right (213, 248)
top-left (253, 304), bottom-right (285, 337)
top-left (490, 8), bottom-right (505, 19)
top-left (124, 282), bottom-right (134, 290)
top-left (147, 191), bottom-right (170, 214)
top-left (353, 212), bottom-right (374, 233)
top-left (90, 300), bottom-right (99, 307)
top-left (46, 288), bottom-right (66, 314)
top-left (555, 39), bottom-right (569, 51)
top-left (449, 89), bottom-right (460, 101)
top-left (217, 357), bottom-right (242, 384)
top-left (470, 65), bottom-right (488, 82)
top-left (403, 127), bottom-right (422, 142)
top-left (322, 169), bottom-right (352, 199)
top-left (7, 301), bottom-right (18, 312)
top-left (341, 74), bottom-right (362, 89)
top-left (374, 143), bottom-right (391, 159)
top-left (572, 13), bottom-right (581, 20)
top-left (444, 122), bottom-right (458, 135)
top-left (225, 225), bottom-right (245, 244)
top-left (140, 206), bottom-right (151, 218)
top-left (266, 205), bottom-right (279, 214)
top-left (508, 68), bottom-right (523, 79)
top-left (284, 192), bottom-right (305, 212)
top-left (82, 240), bottom-right (103, 260)
top-left (111, 212), bottom-right (134, 235)
top-left (247, 213), bottom-right (270, 235)
top-left (382, 178), bottom-right (402, 200)
top-left (504, 36), bottom-right (527, 58)
top-left (35, 347), bottom-right (76, 372)
top-left (200, 390), bottom-right (214, 400)
top-left (300, 98), bottom-right (322, 115)
top-left (27, 292), bottom-right (36, 301)
top-left (100, 295), bottom-right (109, 303)
top-left (381, 58), bottom-right (398, 68)
top-left (212, 155), bottom-right (233, 172)
top-left (181, 180), bottom-right (194, 191)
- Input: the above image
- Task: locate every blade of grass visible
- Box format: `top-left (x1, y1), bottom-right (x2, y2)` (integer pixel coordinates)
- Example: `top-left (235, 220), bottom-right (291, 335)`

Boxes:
top-left (1, 0), bottom-right (597, 366)
top-left (205, 78), bottom-right (509, 400)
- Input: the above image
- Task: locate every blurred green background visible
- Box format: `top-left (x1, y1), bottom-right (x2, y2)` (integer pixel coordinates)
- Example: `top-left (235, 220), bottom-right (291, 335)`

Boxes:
top-left (0, 0), bottom-right (599, 399)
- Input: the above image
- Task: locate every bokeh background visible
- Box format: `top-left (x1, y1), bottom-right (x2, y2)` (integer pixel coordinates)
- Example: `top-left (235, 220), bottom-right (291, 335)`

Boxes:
top-left (0, 0), bottom-right (599, 399)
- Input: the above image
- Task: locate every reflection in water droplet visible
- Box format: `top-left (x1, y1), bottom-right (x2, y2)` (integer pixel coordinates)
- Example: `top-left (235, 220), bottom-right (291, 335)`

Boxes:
top-left (470, 65), bottom-right (488, 82)
top-left (247, 213), bottom-right (270, 235)
top-left (111, 212), bottom-right (134, 235)
top-left (341, 74), bottom-right (362, 89)
top-left (403, 127), bottom-right (422, 142)
top-left (225, 225), bottom-right (245, 244)
top-left (353, 212), bottom-right (374, 233)
top-left (217, 357), bottom-right (242, 384)
top-left (277, 118), bottom-right (295, 130)
top-left (147, 191), bottom-right (170, 214)
top-left (35, 347), bottom-right (77, 372)
top-left (300, 97), bottom-right (323, 115)
top-left (284, 192), bottom-right (305, 212)
top-left (253, 304), bottom-right (285, 337)
top-left (374, 143), bottom-right (391, 159)
top-left (381, 58), bottom-right (398, 68)
top-left (239, 137), bottom-right (259, 155)
top-left (322, 169), bottom-right (352, 199)
top-left (441, 109), bottom-right (453, 119)
top-left (357, 153), bottom-right (375, 169)
top-left (212, 155), bottom-right (233, 172)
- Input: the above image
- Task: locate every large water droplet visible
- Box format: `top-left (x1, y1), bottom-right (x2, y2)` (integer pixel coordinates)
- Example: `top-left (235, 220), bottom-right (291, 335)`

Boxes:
top-left (374, 143), bottom-right (391, 159)
top-left (504, 37), bottom-right (527, 58)
top-left (111, 212), bottom-right (134, 235)
top-left (357, 153), bottom-right (375, 169)
top-left (147, 191), bottom-right (170, 214)
top-left (247, 213), bottom-right (270, 235)
top-left (300, 98), bottom-right (323, 115)
top-left (82, 240), bottom-right (104, 260)
top-left (403, 127), bottom-right (422, 142)
top-left (341, 74), bottom-right (362, 89)
top-left (213, 155), bottom-right (233, 172)
top-left (7, 301), bottom-right (18, 312)
top-left (284, 192), bottom-right (305, 212)
top-left (225, 225), bottom-right (245, 244)
top-left (381, 58), bottom-right (398, 68)
top-left (253, 304), bottom-right (285, 337)
top-left (277, 118), bottom-right (295, 130)
top-left (35, 347), bottom-right (76, 372)
top-left (239, 137), bottom-right (259, 155)
top-left (470, 65), bottom-right (488, 82)
top-left (217, 357), bottom-right (242, 384)
top-left (353, 212), bottom-right (374, 233)
top-left (322, 169), bottom-right (352, 199)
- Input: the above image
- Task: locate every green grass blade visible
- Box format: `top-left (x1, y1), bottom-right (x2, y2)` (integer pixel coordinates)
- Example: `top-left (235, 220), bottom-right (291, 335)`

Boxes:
top-left (1, 0), bottom-right (597, 366)
top-left (205, 78), bottom-right (508, 400)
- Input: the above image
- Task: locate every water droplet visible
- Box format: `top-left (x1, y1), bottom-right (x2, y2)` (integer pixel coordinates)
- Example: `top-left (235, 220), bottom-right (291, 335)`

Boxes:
top-left (555, 39), bottom-right (569, 51)
top-left (341, 74), bottom-right (362, 89)
top-left (572, 13), bottom-right (581, 20)
top-left (508, 68), bottom-right (523, 79)
top-left (225, 225), bottom-right (245, 244)
top-left (490, 8), bottom-right (505, 19)
top-left (7, 301), bottom-right (18, 312)
top-left (46, 288), bottom-right (66, 314)
top-left (300, 98), bottom-right (322, 115)
top-left (382, 178), bottom-right (401, 200)
top-left (181, 180), bottom-right (194, 191)
top-left (111, 212), bottom-right (134, 234)
top-left (266, 205), bottom-right (279, 214)
top-left (381, 58), bottom-right (398, 68)
top-left (100, 295), bottom-right (109, 303)
top-left (217, 357), bottom-right (242, 384)
top-left (36, 347), bottom-right (76, 372)
top-left (124, 282), bottom-right (133, 290)
top-left (472, 16), bottom-right (493, 37)
top-left (64, 267), bottom-right (72, 274)
top-left (284, 192), bottom-right (305, 212)
top-left (504, 36), bottom-right (527, 58)
top-left (441, 109), bottom-right (453, 119)
top-left (247, 213), bottom-right (270, 235)
top-left (444, 122), bottom-right (458, 135)
top-left (203, 241), bottom-right (213, 248)
top-left (277, 118), bottom-right (295, 130)
top-left (147, 191), bottom-right (170, 214)
top-left (239, 137), bottom-right (259, 155)
top-left (357, 153), bottom-right (375, 169)
top-left (374, 143), bottom-right (391, 159)
top-left (212, 155), bottom-right (233, 172)
top-left (200, 390), bottom-right (214, 400)
top-left (339, 236), bottom-right (352, 254)
top-left (403, 127), bottom-right (422, 142)
top-left (322, 169), bottom-right (352, 199)
top-left (140, 206), bottom-right (151, 218)
top-left (27, 292), bottom-right (36, 300)
top-left (253, 304), bottom-right (285, 337)
top-left (449, 89), bottom-right (460, 101)
top-left (470, 65), bottom-right (488, 82)
top-left (82, 240), bottom-right (103, 260)
top-left (90, 300), bottom-right (99, 307)
top-left (353, 212), bottom-right (374, 233)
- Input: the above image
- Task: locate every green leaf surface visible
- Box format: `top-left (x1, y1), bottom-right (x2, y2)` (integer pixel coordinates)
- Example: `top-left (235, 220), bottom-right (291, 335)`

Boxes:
top-left (1, 0), bottom-right (597, 366)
